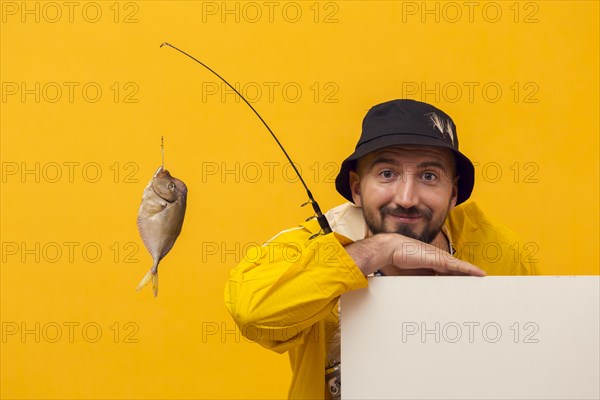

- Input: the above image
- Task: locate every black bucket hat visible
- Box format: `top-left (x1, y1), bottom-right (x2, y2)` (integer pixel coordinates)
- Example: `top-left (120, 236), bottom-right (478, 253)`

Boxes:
top-left (335, 99), bottom-right (475, 205)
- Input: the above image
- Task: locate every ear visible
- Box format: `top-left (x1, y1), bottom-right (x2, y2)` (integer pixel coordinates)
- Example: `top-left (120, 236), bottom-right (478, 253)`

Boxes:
top-left (449, 178), bottom-right (459, 210)
top-left (349, 170), bottom-right (363, 207)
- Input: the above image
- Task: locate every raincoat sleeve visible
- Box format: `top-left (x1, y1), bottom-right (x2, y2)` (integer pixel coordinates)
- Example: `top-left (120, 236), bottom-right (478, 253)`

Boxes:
top-left (224, 224), bottom-right (368, 353)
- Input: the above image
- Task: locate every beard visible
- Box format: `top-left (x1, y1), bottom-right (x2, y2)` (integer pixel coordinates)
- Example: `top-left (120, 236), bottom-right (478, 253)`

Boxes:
top-left (363, 203), bottom-right (449, 244)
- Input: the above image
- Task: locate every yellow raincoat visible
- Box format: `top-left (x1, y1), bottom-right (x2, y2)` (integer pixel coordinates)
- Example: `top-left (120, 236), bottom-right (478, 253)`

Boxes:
top-left (225, 201), bottom-right (539, 399)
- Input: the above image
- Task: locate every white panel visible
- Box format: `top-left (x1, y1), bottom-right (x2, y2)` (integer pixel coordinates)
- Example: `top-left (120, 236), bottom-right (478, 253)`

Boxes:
top-left (341, 276), bottom-right (600, 399)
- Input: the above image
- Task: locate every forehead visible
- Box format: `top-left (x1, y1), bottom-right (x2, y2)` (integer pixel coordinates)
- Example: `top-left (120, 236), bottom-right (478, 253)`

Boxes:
top-left (357, 145), bottom-right (455, 170)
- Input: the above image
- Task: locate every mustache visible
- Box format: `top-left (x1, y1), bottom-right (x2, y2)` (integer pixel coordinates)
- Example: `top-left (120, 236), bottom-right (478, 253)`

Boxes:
top-left (381, 205), bottom-right (432, 219)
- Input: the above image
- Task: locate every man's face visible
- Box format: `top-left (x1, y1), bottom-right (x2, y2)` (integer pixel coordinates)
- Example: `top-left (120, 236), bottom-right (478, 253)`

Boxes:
top-left (349, 145), bottom-right (458, 243)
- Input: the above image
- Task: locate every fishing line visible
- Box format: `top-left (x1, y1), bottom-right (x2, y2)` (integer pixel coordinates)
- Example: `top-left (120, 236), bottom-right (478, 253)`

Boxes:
top-left (160, 42), bottom-right (332, 236)
top-left (161, 135), bottom-right (165, 169)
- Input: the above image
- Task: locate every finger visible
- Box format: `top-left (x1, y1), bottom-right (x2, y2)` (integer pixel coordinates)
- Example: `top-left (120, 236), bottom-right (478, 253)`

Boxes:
top-left (396, 268), bottom-right (437, 276)
top-left (391, 239), bottom-right (486, 276)
top-left (444, 258), bottom-right (486, 276)
top-left (416, 245), bottom-right (486, 276)
top-left (436, 271), bottom-right (470, 276)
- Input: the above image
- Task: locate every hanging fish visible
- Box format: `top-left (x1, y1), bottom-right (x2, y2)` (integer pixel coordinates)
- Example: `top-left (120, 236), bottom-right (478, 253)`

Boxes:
top-left (136, 138), bottom-right (187, 297)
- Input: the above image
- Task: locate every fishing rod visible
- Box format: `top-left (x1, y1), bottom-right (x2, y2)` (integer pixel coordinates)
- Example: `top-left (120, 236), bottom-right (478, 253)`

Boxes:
top-left (160, 42), bottom-right (332, 237)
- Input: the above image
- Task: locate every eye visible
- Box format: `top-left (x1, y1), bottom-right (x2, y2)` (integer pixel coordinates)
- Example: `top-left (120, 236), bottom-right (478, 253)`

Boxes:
top-left (421, 172), bottom-right (438, 182)
top-left (380, 170), bottom-right (395, 180)
top-left (168, 182), bottom-right (176, 191)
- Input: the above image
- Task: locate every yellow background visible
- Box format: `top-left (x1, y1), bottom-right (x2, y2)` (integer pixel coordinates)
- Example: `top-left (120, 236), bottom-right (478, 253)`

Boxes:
top-left (1, 0), bottom-right (598, 398)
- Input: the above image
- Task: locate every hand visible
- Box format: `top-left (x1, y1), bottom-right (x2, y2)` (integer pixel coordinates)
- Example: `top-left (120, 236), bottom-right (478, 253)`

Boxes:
top-left (345, 233), bottom-right (486, 277)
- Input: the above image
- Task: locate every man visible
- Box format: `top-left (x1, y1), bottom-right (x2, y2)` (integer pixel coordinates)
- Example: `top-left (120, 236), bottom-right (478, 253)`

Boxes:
top-left (225, 99), bottom-right (538, 399)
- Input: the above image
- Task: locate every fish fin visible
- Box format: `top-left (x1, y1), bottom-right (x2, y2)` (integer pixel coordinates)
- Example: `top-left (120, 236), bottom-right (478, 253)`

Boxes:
top-left (136, 269), bottom-right (153, 292)
top-left (152, 273), bottom-right (158, 298)
top-left (137, 259), bottom-right (160, 297)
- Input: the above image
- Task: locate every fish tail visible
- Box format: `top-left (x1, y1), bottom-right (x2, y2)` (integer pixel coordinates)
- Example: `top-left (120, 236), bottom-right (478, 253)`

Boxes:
top-left (136, 269), bottom-right (153, 292)
top-left (136, 261), bottom-right (159, 297)
top-left (152, 272), bottom-right (158, 297)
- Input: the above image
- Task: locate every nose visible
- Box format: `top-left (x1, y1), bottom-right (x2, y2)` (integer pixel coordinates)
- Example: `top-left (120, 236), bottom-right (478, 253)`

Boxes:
top-left (393, 174), bottom-right (419, 209)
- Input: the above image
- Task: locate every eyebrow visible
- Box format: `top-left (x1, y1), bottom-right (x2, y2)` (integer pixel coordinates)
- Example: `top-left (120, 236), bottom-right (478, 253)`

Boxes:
top-left (417, 161), bottom-right (447, 171)
top-left (370, 157), bottom-right (448, 171)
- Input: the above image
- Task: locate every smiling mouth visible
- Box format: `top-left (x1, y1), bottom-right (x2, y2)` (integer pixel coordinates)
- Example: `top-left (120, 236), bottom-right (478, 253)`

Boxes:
top-left (386, 213), bottom-right (423, 223)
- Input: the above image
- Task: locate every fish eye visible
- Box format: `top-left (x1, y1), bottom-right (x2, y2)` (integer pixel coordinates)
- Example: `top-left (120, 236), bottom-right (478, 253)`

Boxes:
top-left (168, 182), bottom-right (176, 191)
